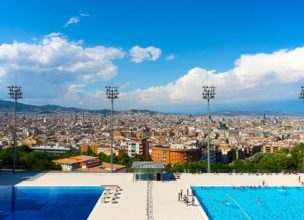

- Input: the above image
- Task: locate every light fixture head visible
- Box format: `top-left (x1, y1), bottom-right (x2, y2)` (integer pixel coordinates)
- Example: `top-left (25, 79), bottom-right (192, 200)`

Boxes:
top-left (202, 85), bottom-right (216, 100)
top-left (106, 86), bottom-right (119, 100)
top-left (8, 85), bottom-right (23, 100)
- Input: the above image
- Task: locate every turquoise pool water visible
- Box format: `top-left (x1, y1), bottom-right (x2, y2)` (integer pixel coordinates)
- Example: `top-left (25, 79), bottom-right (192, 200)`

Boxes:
top-left (192, 186), bottom-right (304, 220)
top-left (0, 186), bottom-right (104, 220)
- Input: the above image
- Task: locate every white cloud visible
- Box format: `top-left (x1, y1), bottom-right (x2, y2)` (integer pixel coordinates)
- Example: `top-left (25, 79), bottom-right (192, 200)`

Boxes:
top-left (120, 81), bottom-right (132, 89)
top-left (122, 47), bottom-right (304, 107)
top-left (64, 17), bottom-right (80, 27)
top-left (0, 33), bottom-right (125, 83)
top-left (80, 13), bottom-right (90, 17)
top-left (130, 45), bottom-right (162, 63)
top-left (0, 33), bottom-right (126, 103)
top-left (165, 54), bottom-right (175, 61)
top-left (35, 46), bottom-right (304, 110)
top-left (0, 67), bottom-right (6, 78)
top-left (2, 36), bottom-right (304, 112)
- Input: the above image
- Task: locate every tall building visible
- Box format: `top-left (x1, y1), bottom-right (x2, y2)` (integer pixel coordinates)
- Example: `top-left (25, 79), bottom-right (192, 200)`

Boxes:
top-left (151, 144), bottom-right (201, 165)
top-left (80, 144), bottom-right (99, 154)
top-left (202, 149), bottom-right (221, 164)
top-left (127, 138), bottom-right (150, 159)
top-left (263, 145), bottom-right (283, 153)
top-left (221, 148), bottom-right (236, 164)
top-left (98, 145), bottom-right (124, 156)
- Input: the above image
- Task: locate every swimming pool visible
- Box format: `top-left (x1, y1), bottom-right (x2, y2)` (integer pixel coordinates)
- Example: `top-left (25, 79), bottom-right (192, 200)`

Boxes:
top-left (192, 186), bottom-right (304, 220)
top-left (0, 186), bottom-right (104, 220)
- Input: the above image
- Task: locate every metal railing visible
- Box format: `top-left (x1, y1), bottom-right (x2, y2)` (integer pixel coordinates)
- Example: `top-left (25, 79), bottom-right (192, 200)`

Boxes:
top-left (146, 181), bottom-right (154, 220)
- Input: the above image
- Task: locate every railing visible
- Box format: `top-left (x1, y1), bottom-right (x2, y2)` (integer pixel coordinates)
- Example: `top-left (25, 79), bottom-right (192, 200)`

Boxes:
top-left (146, 181), bottom-right (154, 220)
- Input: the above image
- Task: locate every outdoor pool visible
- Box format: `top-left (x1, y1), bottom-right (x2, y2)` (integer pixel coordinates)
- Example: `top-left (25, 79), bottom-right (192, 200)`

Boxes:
top-left (0, 186), bottom-right (104, 220)
top-left (192, 186), bottom-right (304, 220)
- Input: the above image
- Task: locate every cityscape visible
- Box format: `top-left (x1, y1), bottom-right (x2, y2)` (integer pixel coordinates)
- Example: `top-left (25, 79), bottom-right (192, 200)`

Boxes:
top-left (1, 106), bottom-right (304, 167)
top-left (1, 1), bottom-right (304, 220)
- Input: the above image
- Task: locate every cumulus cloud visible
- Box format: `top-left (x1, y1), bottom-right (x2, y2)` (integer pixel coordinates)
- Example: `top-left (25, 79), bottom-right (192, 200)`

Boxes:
top-left (0, 33), bottom-right (125, 83)
top-left (2, 35), bottom-right (304, 111)
top-left (31, 46), bottom-right (304, 110)
top-left (122, 47), bottom-right (304, 107)
top-left (130, 45), bottom-right (161, 63)
top-left (0, 33), bottom-right (126, 104)
top-left (165, 54), bottom-right (175, 61)
top-left (64, 17), bottom-right (80, 27)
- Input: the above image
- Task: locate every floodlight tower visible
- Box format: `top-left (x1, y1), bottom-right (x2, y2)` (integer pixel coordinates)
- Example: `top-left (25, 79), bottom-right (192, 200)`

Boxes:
top-left (8, 85), bottom-right (22, 173)
top-left (202, 86), bottom-right (216, 173)
top-left (106, 86), bottom-right (119, 173)
top-left (299, 86), bottom-right (304, 173)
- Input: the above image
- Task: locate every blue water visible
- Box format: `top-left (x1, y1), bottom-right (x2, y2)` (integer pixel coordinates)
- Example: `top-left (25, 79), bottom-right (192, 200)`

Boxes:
top-left (192, 186), bottom-right (304, 220)
top-left (0, 186), bottom-right (104, 220)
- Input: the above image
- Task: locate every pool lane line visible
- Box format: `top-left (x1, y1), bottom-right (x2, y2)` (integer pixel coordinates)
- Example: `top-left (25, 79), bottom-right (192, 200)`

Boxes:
top-left (225, 193), bottom-right (252, 220)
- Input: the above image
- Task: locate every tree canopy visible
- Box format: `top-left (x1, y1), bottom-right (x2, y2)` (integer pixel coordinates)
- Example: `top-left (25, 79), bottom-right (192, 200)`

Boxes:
top-left (0, 143), bottom-right (303, 173)
top-left (165, 143), bottom-right (304, 173)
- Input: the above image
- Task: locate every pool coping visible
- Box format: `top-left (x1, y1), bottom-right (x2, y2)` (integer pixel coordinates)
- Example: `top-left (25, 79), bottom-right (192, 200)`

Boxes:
top-left (187, 185), bottom-right (209, 220)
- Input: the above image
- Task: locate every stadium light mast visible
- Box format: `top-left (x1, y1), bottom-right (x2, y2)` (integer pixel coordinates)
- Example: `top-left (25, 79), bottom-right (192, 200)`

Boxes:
top-left (106, 86), bottom-right (119, 173)
top-left (8, 85), bottom-right (22, 173)
top-left (299, 86), bottom-right (304, 173)
top-left (202, 86), bottom-right (215, 173)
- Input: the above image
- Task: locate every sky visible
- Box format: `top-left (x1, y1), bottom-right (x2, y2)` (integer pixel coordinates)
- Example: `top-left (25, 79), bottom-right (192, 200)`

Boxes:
top-left (1, 0), bottom-right (304, 113)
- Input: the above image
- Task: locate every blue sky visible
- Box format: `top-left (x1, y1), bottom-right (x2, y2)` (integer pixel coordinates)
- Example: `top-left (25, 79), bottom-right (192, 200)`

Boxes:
top-left (0, 0), bottom-right (304, 113)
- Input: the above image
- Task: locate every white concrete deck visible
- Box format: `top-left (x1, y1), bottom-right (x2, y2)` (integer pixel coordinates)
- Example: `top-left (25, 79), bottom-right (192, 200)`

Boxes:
top-left (1, 172), bottom-right (303, 220)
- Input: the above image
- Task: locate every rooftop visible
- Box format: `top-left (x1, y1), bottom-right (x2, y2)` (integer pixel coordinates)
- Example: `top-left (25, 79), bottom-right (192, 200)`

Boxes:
top-left (53, 155), bottom-right (99, 165)
top-left (132, 161), bottom-right (165, 169)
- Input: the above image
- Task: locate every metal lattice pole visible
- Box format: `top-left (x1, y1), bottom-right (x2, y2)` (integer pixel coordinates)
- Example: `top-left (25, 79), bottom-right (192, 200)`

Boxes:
top-left (202, 86), bottom-right (215, 173)
top-left (299, 86), bottom-right (304, 173)
top-left (106, 86), bottom-right (119, 173)
top-left (8, 85), bottom-right (22, 173)
top-left (147, 181), bottom-right (153, 220)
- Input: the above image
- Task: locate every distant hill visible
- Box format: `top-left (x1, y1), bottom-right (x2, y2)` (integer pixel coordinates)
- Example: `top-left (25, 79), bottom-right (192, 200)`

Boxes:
top-left (0, 100), bottom-right (156, 115)
top-left (0, 99), bottom-right (298, 116)
top-left (212, 110), bottom-right (295, 117)
top-left (128, 109), bottom-right (159, 114)
top-left (0, 100), bottom-right (88, 113)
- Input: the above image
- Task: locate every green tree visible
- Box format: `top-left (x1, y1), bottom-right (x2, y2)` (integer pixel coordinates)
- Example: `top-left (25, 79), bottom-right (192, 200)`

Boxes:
top-left (98, 152), bottom-right (110, 163)
top-left (171, 163), bottom-right (184, 173)
top-left (291, 144), bottom-right (304, 171)
top-left (117, 152), bottom-right (131, 166)
top-left (258, 153), bottom-right (294, 173)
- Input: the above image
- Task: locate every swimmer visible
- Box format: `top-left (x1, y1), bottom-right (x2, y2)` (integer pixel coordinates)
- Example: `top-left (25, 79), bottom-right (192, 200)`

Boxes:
top-left (257, 197), bottom-right (262, 205)
top-left (221, 200), bottom-right (230, 205)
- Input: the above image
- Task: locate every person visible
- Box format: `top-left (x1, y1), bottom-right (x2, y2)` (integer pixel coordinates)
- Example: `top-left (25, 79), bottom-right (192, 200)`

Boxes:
top-left (187, 188), bottom-right (189, 196)
top-left (257, 197), bottom-right (262, 205)
top-left (192, 196), bottom-right (195, 206)
top-left (262, 180), bottom-right (265, 186)
top-left (183, 195), bottom-right (188, 205)
top-left (299, 175), bottom-right (301, 183)
top-left (221, 200), bottom-right (230, 205)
